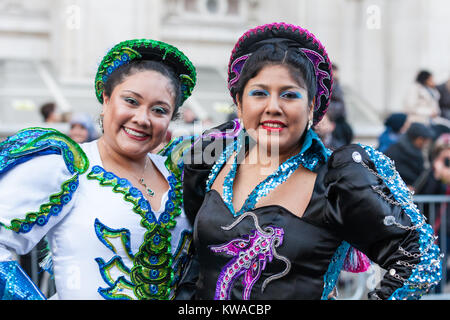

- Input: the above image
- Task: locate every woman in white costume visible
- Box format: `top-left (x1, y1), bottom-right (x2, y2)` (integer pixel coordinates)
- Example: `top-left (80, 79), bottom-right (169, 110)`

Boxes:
top-left (0, 39), bottom-right (196, 300)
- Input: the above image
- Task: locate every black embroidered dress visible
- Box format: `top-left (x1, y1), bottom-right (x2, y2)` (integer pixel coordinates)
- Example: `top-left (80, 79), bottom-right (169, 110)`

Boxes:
top-left (180, 121), bottom-right (441, 300)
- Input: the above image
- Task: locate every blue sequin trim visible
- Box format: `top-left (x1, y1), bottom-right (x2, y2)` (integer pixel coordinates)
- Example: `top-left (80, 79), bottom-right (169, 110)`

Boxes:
top-left (170, 230), bottom-right (193, 287)
top-left (0, 173), bottom-right (80, 234)
top-left (206, 128), bottom-right (329, 217)
top-left (0, 261), bottom-right (46, 300)
top-left (0, 128), bottom-right (88, 233)
top-left (0, 127), bottom-right (89, 175)
top-left (89, 165), bottom-right (190, 299)
top-left (97, 276), bottom-right (135, 300)
top-left (94, 218), bottom-right (135, 260)
top-left (321, 242), bottom-right (350, 300)
top-left (95, 256), bottom-right (133, 287)
top-left (87, 165), bottom-right (177, 226)
top-left (204, 127), bottom-right (355, 299)
top-left (94, 218), bottom-right (136, 300)
top-left (360, 144), bottom-right (442, 299)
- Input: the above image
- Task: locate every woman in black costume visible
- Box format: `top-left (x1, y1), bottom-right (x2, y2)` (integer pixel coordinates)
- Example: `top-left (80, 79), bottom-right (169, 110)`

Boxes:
top-left (178, 22), bottom-right (442, 300)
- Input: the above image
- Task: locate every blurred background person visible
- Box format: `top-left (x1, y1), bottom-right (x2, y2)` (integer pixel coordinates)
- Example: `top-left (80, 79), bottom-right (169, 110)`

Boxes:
top-left (327, 63), bottom-right (353, 147)
top-left (384, 122), bottom-right (434, 192)
top-left (182, 107), bottom-right (199, 124)
top-left (437, 77), bottom-right (450, 120)
top-left (414, 133), bottom-right (450, 287)
top-left (39, 102), bottom-right (62, 123)
top-left (314, 113), bottom-right (343, 150)
top-left (68, 112), bottom-right (99, 143)
top-left (328, 64), bottom-right (346, 120)
top-left (403, 70), bottom-right (441, 124)
top-left (416, 133), bottom-right (450, 195)
top-left (377, 112), bottom-right (408, 152)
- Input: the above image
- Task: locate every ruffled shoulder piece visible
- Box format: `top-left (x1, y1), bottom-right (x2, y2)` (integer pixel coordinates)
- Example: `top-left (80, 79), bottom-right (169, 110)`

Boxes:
top-left (359, 144), bottom-right (442, 299)
top-left (159, 135), bottom-right (198, 180)
top-left (0, 127), bottom-right (89, 233)
top-left (0, 127), bottom-right (89, 175)
top-left (160, 120), bottom-right (242, 179)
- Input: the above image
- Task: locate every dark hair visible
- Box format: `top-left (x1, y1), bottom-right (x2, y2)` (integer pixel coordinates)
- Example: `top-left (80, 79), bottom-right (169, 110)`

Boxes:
top-left (416, 70), bottom-right (432, 85)
top-left (406, 122), bottom-right (434, 140)
top-left (384, 112), bottom-right (407, 133)
top-left (234, 43), bottom-right (317, 107)
top-left (103, 60), bottom-right (182, 119)
top-left (40, 102), bottom-right (56, 121)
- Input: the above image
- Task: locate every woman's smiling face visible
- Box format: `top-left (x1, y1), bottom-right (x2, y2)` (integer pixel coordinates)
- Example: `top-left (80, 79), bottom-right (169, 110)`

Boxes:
top-left (101, 70), bottom-right (175, 160)
top-left (237, 64), bottom-right (313, 157)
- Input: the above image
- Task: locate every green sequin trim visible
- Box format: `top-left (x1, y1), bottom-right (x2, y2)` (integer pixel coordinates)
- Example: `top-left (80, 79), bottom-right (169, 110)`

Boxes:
top-left (159, 135), bottom-right (196, 178)
top-left (95, 256), bottom-right (132, 288)
top-left (98, 276), bottom-right (135, 300)
top-left (95, 218), bottom-right (134, 261)
top-left (0, 128), bottom-right (89, 234)
top-left (95, 39), bottom-right (197, 104)
top-left (0, 174), bottom-right (80, 233)
top-left (9, 128), bottom-right (89, 174)
top-left (87, 163), bottom-right (184, 300)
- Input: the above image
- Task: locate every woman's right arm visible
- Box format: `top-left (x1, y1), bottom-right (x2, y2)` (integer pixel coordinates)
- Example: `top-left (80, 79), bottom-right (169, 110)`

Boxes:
top-left (0, 128), bottom-right (88, 299)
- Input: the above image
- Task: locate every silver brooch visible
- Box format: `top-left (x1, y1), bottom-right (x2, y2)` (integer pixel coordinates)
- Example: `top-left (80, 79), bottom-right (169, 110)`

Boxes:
top-left (352, 151), bottom-right (362, 163)
top-left (383, 215), bottom-right (396, 226)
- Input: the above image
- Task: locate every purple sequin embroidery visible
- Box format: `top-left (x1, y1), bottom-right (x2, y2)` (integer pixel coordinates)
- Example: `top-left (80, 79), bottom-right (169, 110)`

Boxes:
top-left (210, 212), bottom-right (290, 300)
top-left (300, 48), bottom-right (331, 111)
top-left (228, 54), bottom-right (251, 90)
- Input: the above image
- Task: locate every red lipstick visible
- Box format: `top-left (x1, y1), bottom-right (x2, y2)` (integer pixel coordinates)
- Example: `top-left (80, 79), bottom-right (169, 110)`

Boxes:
top-left (122, 126), bottom-right (151, 141)
top-left (261, 120), bottom-right (286, 132)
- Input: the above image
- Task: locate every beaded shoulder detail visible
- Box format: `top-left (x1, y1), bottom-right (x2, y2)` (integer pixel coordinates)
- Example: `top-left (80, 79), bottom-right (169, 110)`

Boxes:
top-left (0, 127), bottom-right (89, 174)
top-left (159, 135), bottom-right (197, 179)
top-left (0, 128), bottom-right (89, 233)
top-left (87, 164), bottom-right (186, 299)
top-left (358, 144), bottom-right (442, 299)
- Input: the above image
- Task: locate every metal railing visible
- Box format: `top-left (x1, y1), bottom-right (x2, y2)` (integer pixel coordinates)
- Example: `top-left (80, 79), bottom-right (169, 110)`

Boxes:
top-left (415, 194), bottom-right (450, 298)
top-left (338, 194), bottom-right (450, 300)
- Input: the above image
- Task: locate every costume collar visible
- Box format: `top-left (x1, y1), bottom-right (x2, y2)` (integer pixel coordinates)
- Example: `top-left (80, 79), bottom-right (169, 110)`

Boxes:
top-left (299, 128), bottom-right (330, 172)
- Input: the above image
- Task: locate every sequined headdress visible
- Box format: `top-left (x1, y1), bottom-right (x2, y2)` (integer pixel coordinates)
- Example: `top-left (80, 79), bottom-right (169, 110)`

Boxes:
top-left (227, 22), bottom-right (333, 125)
top-left (95, 39), bottom-right (197, 105)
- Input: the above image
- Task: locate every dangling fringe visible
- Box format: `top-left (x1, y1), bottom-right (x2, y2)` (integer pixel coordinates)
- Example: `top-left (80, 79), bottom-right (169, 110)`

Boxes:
top-left (38, 237), bottom-right (54, 277)
top-left (343, 247), bottom-right (371, 273)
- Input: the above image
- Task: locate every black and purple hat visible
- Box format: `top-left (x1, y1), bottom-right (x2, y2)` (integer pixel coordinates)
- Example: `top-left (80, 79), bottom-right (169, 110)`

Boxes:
top-left (227, 22), bottom-right (333, 125)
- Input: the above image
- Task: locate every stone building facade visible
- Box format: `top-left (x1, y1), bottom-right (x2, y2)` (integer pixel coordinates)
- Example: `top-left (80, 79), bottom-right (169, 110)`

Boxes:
top-left (0, 0), bottom-right (449, 142)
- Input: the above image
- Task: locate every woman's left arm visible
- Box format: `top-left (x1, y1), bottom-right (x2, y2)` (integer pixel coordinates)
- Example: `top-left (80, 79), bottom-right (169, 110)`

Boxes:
top-left (324, 144), bottom-right (442, 300)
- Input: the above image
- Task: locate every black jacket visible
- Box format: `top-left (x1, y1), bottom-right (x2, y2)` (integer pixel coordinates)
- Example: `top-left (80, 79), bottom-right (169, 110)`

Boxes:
top-left (384, 135), bottom-right (425, 186)
top-left (177, 122), bottom-right (441, 300)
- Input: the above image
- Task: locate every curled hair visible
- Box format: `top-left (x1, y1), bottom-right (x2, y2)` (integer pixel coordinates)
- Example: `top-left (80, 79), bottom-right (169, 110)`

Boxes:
top-left (234, 43), bottom-right (317, 107)
top-left (103, 60), bottom-right (182, 119)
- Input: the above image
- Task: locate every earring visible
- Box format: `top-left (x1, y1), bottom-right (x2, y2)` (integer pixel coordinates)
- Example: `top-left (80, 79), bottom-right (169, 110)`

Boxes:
top-left (98, 115), bottom-right (104, 133)
top-left (307, 119), bottom-right (313, 130)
